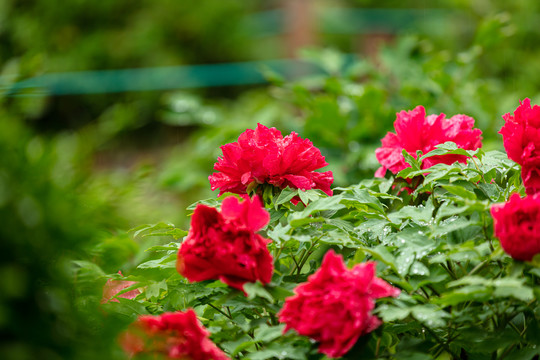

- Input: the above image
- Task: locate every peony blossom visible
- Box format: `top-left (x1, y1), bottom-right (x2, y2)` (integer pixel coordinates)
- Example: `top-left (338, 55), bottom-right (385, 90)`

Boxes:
top-left (209, 123), bottom-right (333, 200)
top-left (499, 98), bottom-right (540, 195)
top-left (177, 195), bottom-right (273, 292)
top-left (278, 250), bottom-right (400, 358)
top-left (120, 309), bottom-right (229, 360)
top-left (101, 271), bottom-right (140, 304)
top-left (375, 105), bottom-right (482, 177)
top-left (490, 193), bottom-right (540, 261)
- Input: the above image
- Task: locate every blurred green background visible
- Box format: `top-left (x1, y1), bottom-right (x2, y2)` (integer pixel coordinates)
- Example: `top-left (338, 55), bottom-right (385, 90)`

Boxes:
top-left (1, 0), bottom-right (540, 358)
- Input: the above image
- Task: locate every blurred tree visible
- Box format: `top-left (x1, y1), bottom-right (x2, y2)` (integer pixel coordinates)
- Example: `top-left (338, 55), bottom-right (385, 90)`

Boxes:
top-left (0, 60), bottom-right (137, 360)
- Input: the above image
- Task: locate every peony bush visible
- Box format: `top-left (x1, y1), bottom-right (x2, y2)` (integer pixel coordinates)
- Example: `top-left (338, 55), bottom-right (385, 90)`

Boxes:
top-left (100, 101), bottom-right (540, 359)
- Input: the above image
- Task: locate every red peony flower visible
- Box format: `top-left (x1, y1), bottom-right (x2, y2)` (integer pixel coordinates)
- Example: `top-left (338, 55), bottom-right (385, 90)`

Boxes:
top-left (209, 123), bottom-right (333, 200)
top-left (101, 271), bottom-right (140, 304)
top-left (278, 250), bottom-right (400, 358)
top-left (176, 195), bottom-right (273, 292)
top-left (375, 105), bottom-right (482, 177)
top-left (499, 98), bottom-right (540, 195)
top-left (490, 193), bottom-right (540, 261)
top-left (120, 309), bottom-right (229, 360)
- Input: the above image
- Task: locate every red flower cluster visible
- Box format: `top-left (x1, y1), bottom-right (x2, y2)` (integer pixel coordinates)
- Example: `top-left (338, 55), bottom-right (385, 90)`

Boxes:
top-left (278, 250), bottom-right (400, 358)
top-left (177, 195), bottom-right (273, 292)
top-left (491, 193), bottom-right (540, 261)
top-left (101, 271), bottom-right (140, 304)
top-left (209, 123), bottom-right (333, 199)
top-left (499, 98), bottom-right (540, 195)
top-left (375, 105), bottom-right (483, 176)
top-left (120, 310), bottom-right (229, 360)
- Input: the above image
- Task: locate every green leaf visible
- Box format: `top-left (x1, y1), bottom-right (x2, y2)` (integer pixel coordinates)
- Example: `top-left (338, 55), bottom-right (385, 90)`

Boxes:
top-left (130, 222), bottom-right (173, 238)
top-left (221, 336), bottom-right (253, 356)
top-left (430, 216), bottom-right (481, 237)
top-left (480, 150), bottom-right (518, 174)
top-left (320, 229), bottom-right (357, 247)
top-left (248, 342), bottom-right (306, 360)
top-left (355, 218), bottom-right (390, 241)
top-left (360, 244), bottom-right (397, 273)
top-left (289, 216), bottom-right (325, 228)
top-left (396, 167), bottom-right (417, 179)
top-left (492, 278), bottom-right (534, 301)
top-left (396, 248), bottom-right (415, 276)
top-left (144, 242), bottom-right (181, 252)
top-left (269, 207), bottom-right (287, 224)
top-left (186, 198), bottom-right (222, 211)
top-left (298, 189), bottom-right (310, 205)
top-left (402, 149), bottom-right (421, 171)
top-left (442, 184), bottom-right (477, 200)
top-left (266, 285), bottom-right (294, 301)
top-left (72, 260), bottom-right (105, 282)
top-left (436, 202), bottom-right (472, 219)
top-left (304, 195), bottom-right (346, 212)
top-left (343, 188), bottom-right (386, 214)
top-left (389, 201), bottom-right (434, 224)
top-left (504, 347), bottom-right (540, 360)
top-left (477, 182), bottom-right (501, 201)
top-left (325, 218), bottom-right (355, 232)
top-left (266, 223), bottom-right (291, 245)
top-left (419, 141), bottom-right (480, 161)
top-left (493, 286), bottom-right (534, 302)
top-left (410, 304), bottom-right (448, 328)
top-left (274, 187), bottom-right (298, 207)
top-left (376, 304), bottom-right (411, 322)
top-left (145, 280), bottom-right (168, 300)
top-left (137, 253), bottom-right (177, 269)
top-left (102, 297), bottom-right (149, 319)
top-left (529, 268), bottom-right (540, 278)
top-left (409, 261), bottom-right (430, 276)
top-left (421, 165), bottom-right (463, 188)
top-left (129, 222), bottom-right (186, 239)
top-left (468, 328), bottom-right (521, 353)
top-left (434, 285), bottom-right (492, 306)
top-left (254, 324), bottom-right (286, 343)
top-left (288, 195), bottom-right (346, 222)
top-left (244, 281), bottom-right (274, 303)
top-left (448, 275), bottom-right (486, 287)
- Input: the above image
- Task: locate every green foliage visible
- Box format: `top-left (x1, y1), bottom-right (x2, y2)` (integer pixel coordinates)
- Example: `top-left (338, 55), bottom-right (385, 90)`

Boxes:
top-left (0, 84), bottom-right (133, 358)
top-left (92, 143), bottom-right (540, 359)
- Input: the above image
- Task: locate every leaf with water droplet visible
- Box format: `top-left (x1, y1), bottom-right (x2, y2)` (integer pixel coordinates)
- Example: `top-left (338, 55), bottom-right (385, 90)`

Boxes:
top-left (410, 304), bottom-right (448, 328)
top-left (409, 262), bottom-right (430, 276)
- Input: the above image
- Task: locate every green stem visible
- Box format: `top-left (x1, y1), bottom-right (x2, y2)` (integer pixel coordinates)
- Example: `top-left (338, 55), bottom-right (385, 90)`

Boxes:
top-left (208, 303), bottom-right (233, 320)
top-left (296, 238), bottom-right (321, 275)
top-left (375, 336), bottom-right (381, 358)
top-left (446, 260), bottom-right (458, 278)
top-left (288, 250), bottom-right (301, 275)
top-left (468, 259), bottom-right (489, 276)
top-left (274, 246), bottom-right (283, 262)
top-left (470, 156), bottom-right (486, 183)
top-left (426, 284), bottom-right (441, 297)
top-left (508, 321), bottom-right (526, 339)
top-left (419, 286), bottom-right (431, 300)
top-left (441, 263), bottom-right (457, 280)
top-left (423, 324), bottom-right (460, 359)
